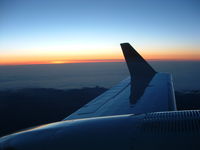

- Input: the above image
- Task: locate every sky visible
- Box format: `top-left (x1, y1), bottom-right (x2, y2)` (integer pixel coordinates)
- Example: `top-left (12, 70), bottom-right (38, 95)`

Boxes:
top-left (0, 0), bottom-right (200, 65)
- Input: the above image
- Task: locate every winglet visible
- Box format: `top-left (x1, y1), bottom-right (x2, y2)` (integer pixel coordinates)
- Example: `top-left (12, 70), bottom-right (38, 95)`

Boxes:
top-left (120, 43), bottom-right (156, 104)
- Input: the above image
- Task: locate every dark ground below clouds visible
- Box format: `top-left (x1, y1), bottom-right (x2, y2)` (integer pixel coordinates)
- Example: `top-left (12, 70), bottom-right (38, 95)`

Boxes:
top-left (0, 88), bottom-right (200, 137)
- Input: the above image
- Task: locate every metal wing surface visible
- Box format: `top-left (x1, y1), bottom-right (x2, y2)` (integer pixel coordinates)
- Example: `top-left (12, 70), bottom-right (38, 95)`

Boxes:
top-left (64, 43), bottom-right (176, 120)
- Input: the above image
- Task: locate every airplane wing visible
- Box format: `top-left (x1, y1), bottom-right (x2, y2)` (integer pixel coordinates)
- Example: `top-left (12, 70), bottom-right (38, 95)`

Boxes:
top-left (64, 43), bottom-right (177, 120)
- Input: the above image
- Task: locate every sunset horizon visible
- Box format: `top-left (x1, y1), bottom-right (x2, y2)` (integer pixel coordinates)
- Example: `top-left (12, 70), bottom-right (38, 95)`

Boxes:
top-left (1, 44), bottom-right (200, 66)
top-left (1, 57), bottom-right (200, 66)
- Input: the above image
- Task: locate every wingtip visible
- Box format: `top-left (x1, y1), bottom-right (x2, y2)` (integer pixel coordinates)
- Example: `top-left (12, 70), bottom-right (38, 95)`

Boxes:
top-left (120, 42), bottom-right (130, 45)
top-left (120, 43), bottom-right (138, 55)
top-left (120, 42), bottom-right (156, 104)
top-left (120, 43), bottom-right (132, 49)
top-left (120, 42), bottom-right (156, 76)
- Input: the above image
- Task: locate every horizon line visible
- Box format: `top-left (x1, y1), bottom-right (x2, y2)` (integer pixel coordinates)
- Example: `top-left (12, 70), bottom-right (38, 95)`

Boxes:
top-left (0, 58), bottom-right (200, 66)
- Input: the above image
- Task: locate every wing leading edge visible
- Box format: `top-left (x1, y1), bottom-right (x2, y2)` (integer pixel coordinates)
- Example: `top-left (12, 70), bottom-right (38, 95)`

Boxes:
top-left (64, 43), bottom-right (177, 120)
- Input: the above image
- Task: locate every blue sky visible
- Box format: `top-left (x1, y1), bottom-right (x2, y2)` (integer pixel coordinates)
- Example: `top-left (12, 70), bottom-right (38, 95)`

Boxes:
top-left (0, 0), bottom-right (200, 64)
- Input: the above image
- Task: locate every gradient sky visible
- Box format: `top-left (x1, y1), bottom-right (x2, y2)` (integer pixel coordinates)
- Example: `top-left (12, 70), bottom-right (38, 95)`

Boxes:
top-left (0, 0), bottom-right (200, 65)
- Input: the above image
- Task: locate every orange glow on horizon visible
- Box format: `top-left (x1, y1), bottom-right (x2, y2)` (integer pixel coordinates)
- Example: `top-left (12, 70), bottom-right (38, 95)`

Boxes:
top-left (0, 47), bottom-right (200, 66)
top-left (49, 59), bottom-right (125, 64)
top-left (1, 57), bottom-right (200, 66)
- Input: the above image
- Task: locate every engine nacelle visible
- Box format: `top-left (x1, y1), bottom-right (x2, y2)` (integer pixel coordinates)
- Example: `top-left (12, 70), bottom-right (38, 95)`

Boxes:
top-left (1, 110), bottom-right (200, 150)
